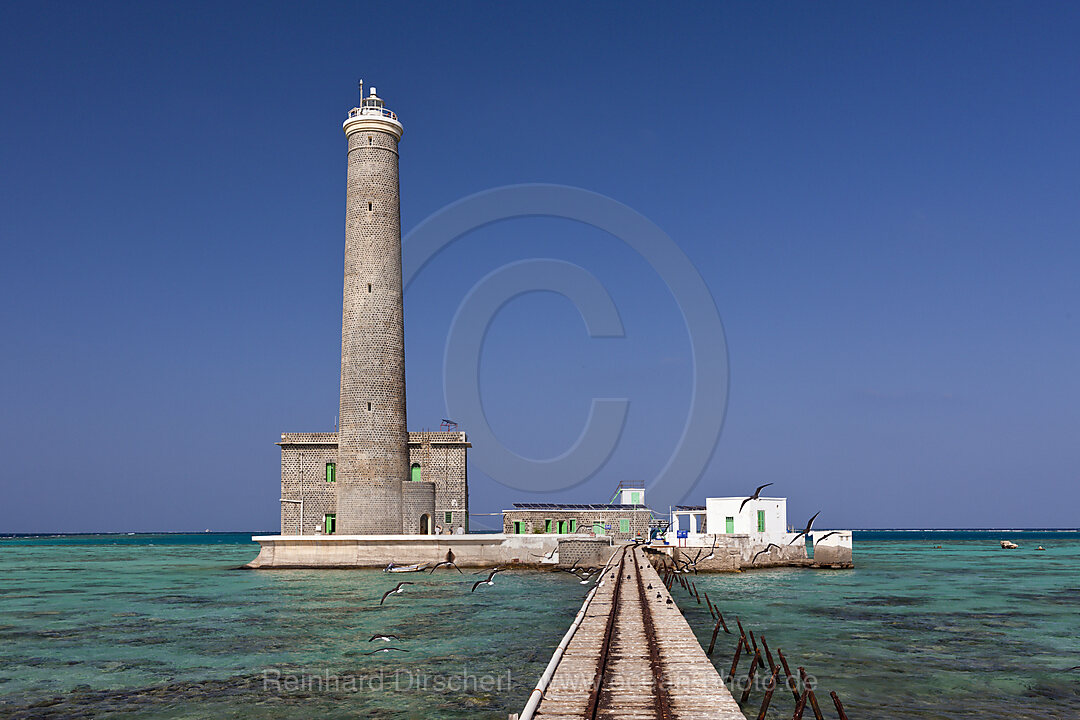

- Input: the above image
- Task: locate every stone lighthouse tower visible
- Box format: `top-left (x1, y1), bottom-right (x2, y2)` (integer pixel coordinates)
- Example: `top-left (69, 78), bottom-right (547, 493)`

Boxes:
top-left (272, 87), bottom-right (468, 540)
top-left (336, 84), bottom-right (415, 534)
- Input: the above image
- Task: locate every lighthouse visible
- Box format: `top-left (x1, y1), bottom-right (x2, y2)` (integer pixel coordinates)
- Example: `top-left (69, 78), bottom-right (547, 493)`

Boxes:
top-left (336, 85), bottom-right (416, 534)
top-left (274, 85), bottom-right (468, 539)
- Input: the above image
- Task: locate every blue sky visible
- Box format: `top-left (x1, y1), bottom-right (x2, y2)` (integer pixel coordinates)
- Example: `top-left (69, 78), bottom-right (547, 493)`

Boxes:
top-left (1, 2), bottom-right (1078, 532)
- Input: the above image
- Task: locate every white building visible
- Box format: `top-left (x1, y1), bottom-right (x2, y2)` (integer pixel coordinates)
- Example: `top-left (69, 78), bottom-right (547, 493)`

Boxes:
top-left (612, 486), bottom-right (646, 507)
top-left (669, 496), bottom-right (793, 546)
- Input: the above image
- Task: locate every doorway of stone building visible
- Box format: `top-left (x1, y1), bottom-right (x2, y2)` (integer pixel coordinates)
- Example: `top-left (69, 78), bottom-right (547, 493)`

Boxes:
top-left (420, 514), bottom-right (431, 535)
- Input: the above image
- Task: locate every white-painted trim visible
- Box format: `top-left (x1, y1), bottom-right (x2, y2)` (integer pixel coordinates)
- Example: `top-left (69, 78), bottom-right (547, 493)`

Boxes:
top-left (342, 115), bottom-right (403, 140)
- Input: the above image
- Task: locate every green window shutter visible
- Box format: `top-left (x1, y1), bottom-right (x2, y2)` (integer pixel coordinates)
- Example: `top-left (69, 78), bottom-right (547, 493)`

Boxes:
top-left (619, 519), bottom-right (630, 533)
top-left (544, 519), bottom-right (552, 533)
top-left (325, 463), bottom-right (336, 482)
top-left (410, 464), bottom-right (421, 482)
top-left (569, 519), bottom-right (577, 533)
top-left (593, 522), bottom-right (605, 536)
top-left (444, 511), bottom-right (452, 524)
top-left (631, 492), bottom-right (641, 505)
top-left (726, 516), bottom-right (734, 534)
top-left (757, 510), bottom-right (766, 532)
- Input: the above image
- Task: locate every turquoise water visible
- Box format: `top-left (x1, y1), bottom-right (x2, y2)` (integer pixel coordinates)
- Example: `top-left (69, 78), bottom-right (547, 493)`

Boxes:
top-left (682, 531), bottom-right (1080, 719)
top-left (1, 532), bottom-right (1078, 718)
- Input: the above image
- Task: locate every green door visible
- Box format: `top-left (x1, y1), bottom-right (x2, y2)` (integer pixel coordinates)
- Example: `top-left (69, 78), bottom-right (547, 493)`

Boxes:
top-left (557, 520), bottom-right (566, 533)
top-left (513, 521), bottom-right (523, 534)
top-left (324, 513), bottom-right (336, 534)
top-left (725, 516), bottom-right (734, 534)
top-left (410, 464), bottom-right (421, 482)
top-left (757, 510), bottom-right (766, 532)
top-left (631, 491), bottom-right (641, 505)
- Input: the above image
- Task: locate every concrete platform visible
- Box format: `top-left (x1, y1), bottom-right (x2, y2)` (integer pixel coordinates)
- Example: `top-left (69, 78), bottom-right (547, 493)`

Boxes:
top-left (245, 533), bottom-right (564, 568)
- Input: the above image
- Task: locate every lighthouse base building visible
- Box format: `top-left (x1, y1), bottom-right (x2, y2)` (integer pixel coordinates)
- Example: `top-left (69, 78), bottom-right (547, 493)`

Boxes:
top-left (277, 431), bottom-right (470, 536)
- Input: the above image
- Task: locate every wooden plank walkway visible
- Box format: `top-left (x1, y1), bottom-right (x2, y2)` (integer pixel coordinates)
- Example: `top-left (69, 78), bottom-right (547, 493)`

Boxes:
top-left (529, 546), bottom-right (744, 720)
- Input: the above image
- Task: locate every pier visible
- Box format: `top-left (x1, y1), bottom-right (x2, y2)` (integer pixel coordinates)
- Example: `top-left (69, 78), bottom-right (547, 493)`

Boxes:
top-left (519, 546), bottom-right (744, 720)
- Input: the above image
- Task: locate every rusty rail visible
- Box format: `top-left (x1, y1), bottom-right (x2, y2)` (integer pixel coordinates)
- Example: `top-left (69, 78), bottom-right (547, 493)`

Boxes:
top-left (581, 547), bottom-right (628, 720)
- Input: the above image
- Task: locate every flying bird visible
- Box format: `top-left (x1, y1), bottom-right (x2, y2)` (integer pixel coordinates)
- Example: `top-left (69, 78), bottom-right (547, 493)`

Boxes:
top-left (380, 582), bottom-right (414, 605)
top-left (428, 560), bottom-right (463, 574)
top-left (789, 511), bottom-right (822, 545)
top-left (363, 647), bottom-right (409, 655)
top-left (703, 535), bottom-right (719, 560)
top-left (472, 565), bottom-right (504, 575)
top-left (814, 530), bottom-right (841, 543)
top-left (560, 567), bottom-right (595, 584)
top-left (739, 484), bottom-right (774, 512)
top-left (751, 543), bottom-right (782, 564)
top-left (369, 634), bottom-right (399, 642)
top-left (471, 569), bottom-right (501, 592)
top-left (675, 556), bottom-right (695, 574)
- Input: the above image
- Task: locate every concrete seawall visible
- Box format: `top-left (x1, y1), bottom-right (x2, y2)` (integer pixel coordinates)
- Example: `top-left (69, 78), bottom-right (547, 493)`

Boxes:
top-left (246, 533), bottom-right (853, 570)
top-left (245, 534), bottom-right (562, 569)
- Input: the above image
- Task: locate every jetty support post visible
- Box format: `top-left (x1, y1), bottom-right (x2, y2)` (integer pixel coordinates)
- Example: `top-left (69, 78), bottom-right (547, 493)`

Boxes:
top-left (726, 635), bottom-right (744, 684)
top-left (777, 648), bottom-right (801, 703)
top-left (740, 647), bottom-right (762, 704)
top-left (800, 667), bottom-right (824, 720)
top-left (830, 691), bottom-right (850, 720)
top-left (707, 617), bottom-right (723, 656)
top-left (756, 666), bottom-right (780, 720)
top-left (760, 634), bottom-right (777, 674)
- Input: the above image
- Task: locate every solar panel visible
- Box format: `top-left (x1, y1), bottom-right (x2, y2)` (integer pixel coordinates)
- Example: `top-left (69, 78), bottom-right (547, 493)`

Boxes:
top-left (510, 502), bottom-right (653, 511)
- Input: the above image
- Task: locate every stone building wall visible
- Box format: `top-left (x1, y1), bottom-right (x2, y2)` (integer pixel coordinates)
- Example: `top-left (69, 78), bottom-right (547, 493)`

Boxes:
top-left (409, 431), bottom-right (469, 533)
top-left (278, 432), bottom-right (469, 535)
top-left (278, 434), bottom-right (337, 535)
top-left (502, 509), bottom-right (652, 543)
top-left (401, 481), bottom-right (436, 534)
top-left (556, 538), bottom-right (615, 568)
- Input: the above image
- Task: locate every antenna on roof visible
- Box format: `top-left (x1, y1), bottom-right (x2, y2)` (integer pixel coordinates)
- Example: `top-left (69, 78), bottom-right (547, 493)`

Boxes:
top-left (357, 78), bottom-right (364, 106)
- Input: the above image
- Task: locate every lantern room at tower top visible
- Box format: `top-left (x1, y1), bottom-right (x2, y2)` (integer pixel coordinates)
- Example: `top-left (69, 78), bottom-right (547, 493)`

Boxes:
top-left (344, 83), bottom-right (402, 136)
